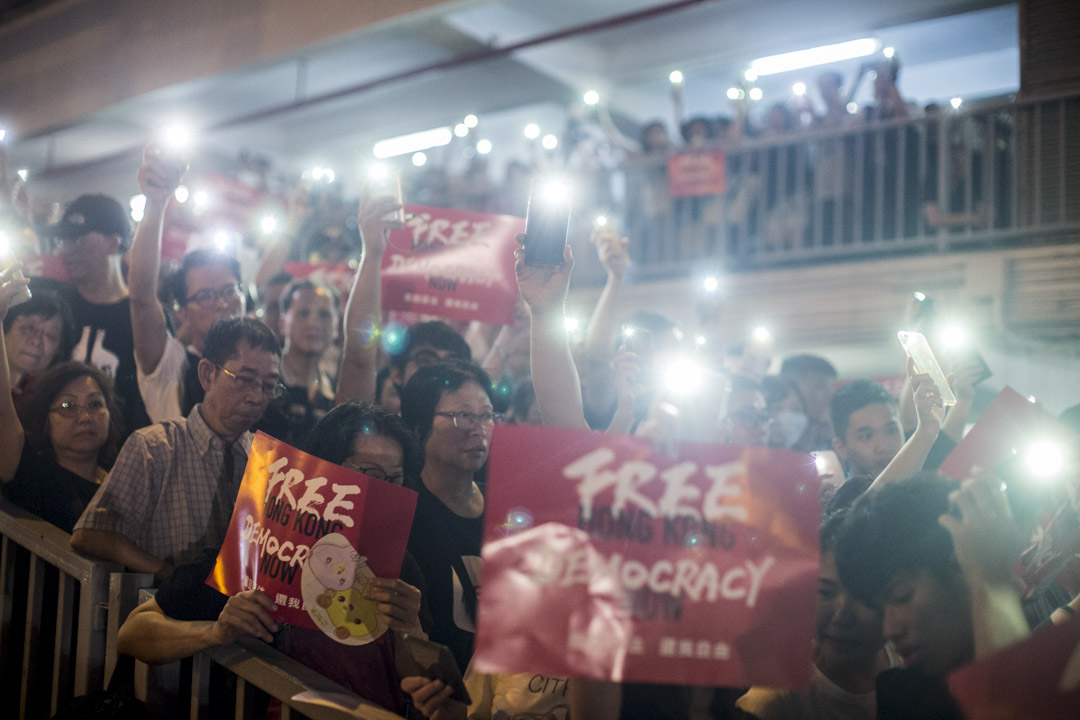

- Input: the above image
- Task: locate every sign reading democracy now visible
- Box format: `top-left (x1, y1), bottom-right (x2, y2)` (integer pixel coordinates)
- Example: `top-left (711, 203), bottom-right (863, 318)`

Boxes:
top-left (474, 425), bottom-right (820, 689)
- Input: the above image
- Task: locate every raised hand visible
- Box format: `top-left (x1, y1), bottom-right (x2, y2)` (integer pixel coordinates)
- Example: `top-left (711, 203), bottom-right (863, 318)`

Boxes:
top-left (515, 241), bottom-right (574, 316)
top-left (208, 589), bottom-right (279, 646)
top-left (592, 225), bottom-right (629, 281)
top-left (137, 143), bottom-right (185, 205)
top-left (357, 192), bottom-right (404, 257)
top-left (0, 264), bottom-right (31, 320)
top-left (938, 472), bottom-right (1022, 588)
top-left (908, 356), bottom-right (944, 432)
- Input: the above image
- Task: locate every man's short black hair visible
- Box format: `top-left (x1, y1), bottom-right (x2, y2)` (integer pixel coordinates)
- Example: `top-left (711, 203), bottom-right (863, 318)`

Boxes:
top-left (780, 354), bottom-right (838, 380)
top-left (399, 361), bottom-right (494, 445)
top-left (202, 317), bottom-right (281, 367)
top-left (830, 379), bottom-right (896, 440)
top-left (389, 321), bottom-right (471, 370)
top-left (304, 400), bottom-right (423, 485)
top-left (834, 472), bottom-right (959, 605)
top-left (166, 250), bottom-right (243, 307)
top-left (280, 279), bottom-right (340, 313)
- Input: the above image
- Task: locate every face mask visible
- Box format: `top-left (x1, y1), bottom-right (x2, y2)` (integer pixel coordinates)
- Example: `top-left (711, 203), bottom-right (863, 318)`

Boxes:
top-left (772, 409), bottom-right (808, 448)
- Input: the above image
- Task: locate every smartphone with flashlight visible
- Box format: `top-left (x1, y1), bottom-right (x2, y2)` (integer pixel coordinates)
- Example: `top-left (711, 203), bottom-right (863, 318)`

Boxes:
top-left (811, 450), bottom-right (844, 485)
top-left (366, 168), bottom-right (405, 226)
top-left (523, 179), bottom-right (571, 266)
top-left (0, 234), bottom-right (31, 303)
top-left (898, 330), bottom-right (957, 406)
top-left (393, 633), bottom-right (471, 705)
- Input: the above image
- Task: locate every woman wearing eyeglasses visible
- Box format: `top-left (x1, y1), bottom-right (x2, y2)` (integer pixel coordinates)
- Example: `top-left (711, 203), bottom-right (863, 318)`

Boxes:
top-left (400, 360), bottom-right (501, 673)
top-left (2, 263), bottom-right (122, 532)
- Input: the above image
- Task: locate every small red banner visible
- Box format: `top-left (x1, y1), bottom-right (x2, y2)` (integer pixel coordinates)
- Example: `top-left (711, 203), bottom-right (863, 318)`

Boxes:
top-left (473, 425), bottom-right (820, 688)
top-left (668, 150), bottom-right (726, 197)
top-left (381, 205), bottom-right (523, 325)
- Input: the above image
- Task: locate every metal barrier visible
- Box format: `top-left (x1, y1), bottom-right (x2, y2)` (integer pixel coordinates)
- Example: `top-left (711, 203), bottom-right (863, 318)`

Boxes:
top-left (611, 91), bottom-right (1080, 281)
top-left (132, 590), bottom-right (403, 720)
top-left (0, 498), bottom-right (120, 719)
top-left (1, 498), bottom-right (403, 720)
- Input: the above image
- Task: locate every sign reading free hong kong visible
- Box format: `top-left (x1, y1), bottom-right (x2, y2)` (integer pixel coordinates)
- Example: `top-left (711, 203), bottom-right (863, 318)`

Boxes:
top-left (381, 205), bottom-right (524, 326)
top-left (208, 433), bottom-right (417, 645)
top-left (474, 426), bottom-right (820, 689)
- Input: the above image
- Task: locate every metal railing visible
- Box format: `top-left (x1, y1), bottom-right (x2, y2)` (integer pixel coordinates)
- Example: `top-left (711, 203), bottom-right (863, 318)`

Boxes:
top-left (0, 499), bottom-right (403, 720)
top-left (0, 498), bottom-right (120, 719)
top-left (608, 91), bottom-right (1080, 281)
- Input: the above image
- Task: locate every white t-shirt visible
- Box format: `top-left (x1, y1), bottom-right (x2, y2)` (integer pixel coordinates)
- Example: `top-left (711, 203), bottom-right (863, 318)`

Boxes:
top-left (136, 334), bottom-right (194, 424)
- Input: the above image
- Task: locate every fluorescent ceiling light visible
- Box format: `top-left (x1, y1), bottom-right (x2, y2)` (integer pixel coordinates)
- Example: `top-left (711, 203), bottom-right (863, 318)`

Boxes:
top-left (373, 126), bottom-right (452, 159)
top-left (750, 38), bottom-right (880, 76)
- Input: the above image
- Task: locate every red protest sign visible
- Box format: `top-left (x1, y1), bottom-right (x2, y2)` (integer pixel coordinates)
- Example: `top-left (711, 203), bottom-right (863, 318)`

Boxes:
top-left (381, 205), bottom-right (523, 325)
top-left (668, 149), bottom-right (726, 197)
top-left (208, 432), bottom-right (417, 644)
top-left (473, 426), bottom-right (820, 688)
top-left (938, 387), bottom-right (1080, 596)
top-left (948, 616), bottom-right (1080, 720)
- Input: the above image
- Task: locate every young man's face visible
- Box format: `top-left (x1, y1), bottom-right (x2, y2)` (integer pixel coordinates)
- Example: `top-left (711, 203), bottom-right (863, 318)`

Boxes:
top-left (794, 372), bottom-right (836, 423)
top-left (815, 553), bottom-right (885, 677)
top-left (880, 568), bottom-right (973, 677)
top-left (834, 402), bottom-right (904, 477)
top-left (176, 264), bottom-right (245, 344)
top-left (55, 232), bottom-right (117, 284)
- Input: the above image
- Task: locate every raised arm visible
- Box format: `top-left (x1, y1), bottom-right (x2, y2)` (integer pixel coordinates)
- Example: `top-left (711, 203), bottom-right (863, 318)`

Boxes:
top-left (129, 145), bottom-right (183, 374)
top-left (335, 194), bottom-right (402, 405)
top-left (0, 265), bottom-right (30, 481)
top-left (938, 473), bottom-right (1028, 659)
top-left (118, 592), bottom-right (278, 665)
top-left (869, 358), bottom-right (942, 492)
top-left (516, 244), bottom-right (589, 431)
top-left (253, 182), bottom-right (313, 290)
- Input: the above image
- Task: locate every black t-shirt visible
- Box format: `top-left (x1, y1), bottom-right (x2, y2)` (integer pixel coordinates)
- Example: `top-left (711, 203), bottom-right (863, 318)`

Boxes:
top-left (875, 667), bottom-right (963, 720)
top-left (37, 280), bottom-right (152, 436)
top-left (406, 481), bottom-right (484, 672)
top-left (254, 381), bottom-right (336, 448)
top-left (1, 441), bottom-right (100, 534)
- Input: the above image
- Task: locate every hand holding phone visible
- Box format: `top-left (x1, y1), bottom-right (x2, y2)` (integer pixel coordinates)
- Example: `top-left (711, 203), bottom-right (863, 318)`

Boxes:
top-left (365, 166), bottom-right (405, 227)
top-left (393, 633), bottom-right (471, 705)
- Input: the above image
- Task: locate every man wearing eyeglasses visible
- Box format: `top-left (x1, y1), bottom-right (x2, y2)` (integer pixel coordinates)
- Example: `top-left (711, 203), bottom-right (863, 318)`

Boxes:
top-left (72, 317), bottom-right (282, 580)
top-left (127, 145), bottom-right (247, 423)
top-left (43, 193), bottom-right (152, 437)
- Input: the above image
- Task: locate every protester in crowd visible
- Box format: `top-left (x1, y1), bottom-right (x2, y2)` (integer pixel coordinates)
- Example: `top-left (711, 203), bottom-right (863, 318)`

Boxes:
top-left (780, 355), bottom-right (837, 452)
top-left (737, 511), bottom-right (901, 720)
top-left (117, 401), bottom-right (429, 715)
top-left (1, 266), bottom-right (123, 533)
top-left (255, 270), bottom-right (293, 341)
top-left (400, 361), bottom-right (497, 672)
top-left (829, 379), bottom-right (905, 479)
top-left (720, 374), bottom-right (771, 446)
top-left (835, 472), bottom-right (1028, 717)
top-left (762, 375), bottom-right (808, 449)
top-left (255, 278), bottom-right (339, 446)
top-left (128, 145), bottom-right (247, 423)
top-left (4, 287), bottom-right (75, 419)
top-left (72, 317), bottom-right (281, 580)
top-left (44, 192), bottom-right (150, 435)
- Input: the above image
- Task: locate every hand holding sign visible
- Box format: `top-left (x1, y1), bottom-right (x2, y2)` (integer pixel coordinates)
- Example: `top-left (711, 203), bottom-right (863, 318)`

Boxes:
top-left (209, 589), bottom-right (280, 645)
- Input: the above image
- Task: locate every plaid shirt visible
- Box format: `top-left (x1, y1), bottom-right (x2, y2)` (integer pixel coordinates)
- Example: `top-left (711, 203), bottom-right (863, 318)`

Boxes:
top-left (75, 404), bottom-right (250, 565)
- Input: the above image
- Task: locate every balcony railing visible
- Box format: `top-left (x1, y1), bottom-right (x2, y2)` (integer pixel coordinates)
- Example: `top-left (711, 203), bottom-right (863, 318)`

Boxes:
top-left (593, 91), bottom-right (1080, 283)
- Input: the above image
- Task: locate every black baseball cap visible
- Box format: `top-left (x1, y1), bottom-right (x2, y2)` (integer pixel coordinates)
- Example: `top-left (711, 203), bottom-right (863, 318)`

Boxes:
top-left (50, 194), bottom-right (132, 243)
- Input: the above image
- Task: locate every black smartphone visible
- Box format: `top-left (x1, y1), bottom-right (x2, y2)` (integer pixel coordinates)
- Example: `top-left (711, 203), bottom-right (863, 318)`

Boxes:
top-left (523, 179), bottom-right (571, 266)
top-left (393, 632), bottom-right (471, 705)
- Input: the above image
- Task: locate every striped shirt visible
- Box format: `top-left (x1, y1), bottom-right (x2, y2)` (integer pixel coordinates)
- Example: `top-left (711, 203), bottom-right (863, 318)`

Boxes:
top-left (75, 404), bottom-right (250, 565)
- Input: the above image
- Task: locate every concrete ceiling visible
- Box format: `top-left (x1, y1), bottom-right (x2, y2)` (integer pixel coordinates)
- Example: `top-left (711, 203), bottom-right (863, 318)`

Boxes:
top-left (6, 0), bottom-right (1018, 202)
